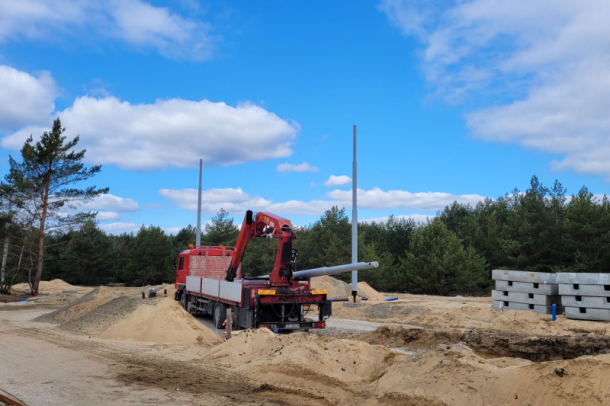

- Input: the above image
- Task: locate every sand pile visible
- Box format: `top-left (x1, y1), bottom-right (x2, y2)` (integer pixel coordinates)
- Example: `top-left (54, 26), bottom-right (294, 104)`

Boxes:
top-left (311, 276), bottom-right (385, 300)
top-left (99, 298), bottom-right (219, 346)
top-left (35, 287), bottom-right (118, 324)
top-left (12, 279), bottom-right (84, 294)
top-left (333, 293), bottom-right (610, 337)
top-left (36, 285), bottom-right (218, 345)
top-left (357, 281), bottom-right (385, 301)
top-left (374, 343), bottom-right (610, 406)
top-left (207, 329), bottom-right (397, 385)
top-left (311, 276), bottom-right (351, 299)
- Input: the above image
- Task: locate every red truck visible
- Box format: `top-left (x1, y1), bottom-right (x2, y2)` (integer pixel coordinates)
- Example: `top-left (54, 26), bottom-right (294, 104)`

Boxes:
top-left (175, 210), bottom-right (377, 331)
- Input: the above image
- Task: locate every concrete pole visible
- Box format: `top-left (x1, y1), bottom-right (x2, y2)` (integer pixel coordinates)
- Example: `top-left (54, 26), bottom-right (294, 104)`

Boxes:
top-left (1, 203), bottom-right (11, 287)
top-left (196, 159), bottom-right (202, 247)
top-left (351, 125), bottom-right (358, 303)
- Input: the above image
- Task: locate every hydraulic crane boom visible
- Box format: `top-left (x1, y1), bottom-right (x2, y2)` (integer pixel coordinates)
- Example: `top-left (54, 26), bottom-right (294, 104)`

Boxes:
top-left (225, 210), bottom-right (298, 285)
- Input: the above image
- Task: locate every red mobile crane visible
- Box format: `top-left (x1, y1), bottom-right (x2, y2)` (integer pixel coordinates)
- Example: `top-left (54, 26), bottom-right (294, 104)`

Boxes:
top-left (175, 210), bottom-right (378, 331)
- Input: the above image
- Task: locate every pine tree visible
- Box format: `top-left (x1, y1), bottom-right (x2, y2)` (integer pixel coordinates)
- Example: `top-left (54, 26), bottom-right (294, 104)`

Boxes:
top-left (0, 119), bottom-right (108, 295)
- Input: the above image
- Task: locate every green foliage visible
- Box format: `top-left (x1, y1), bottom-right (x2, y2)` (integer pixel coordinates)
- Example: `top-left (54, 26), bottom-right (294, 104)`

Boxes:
top-left (8, 175), bottom-right (610, 297)
top-left (201, 209), bottom-right (239, 246)
top-left (398, 219), bottom-right (487, 295)
top-left (0, 118), bottom-right (108, 294)
top-left (46, 221), bottom-right (115, 285)
top-left (123, 226), bottom-right (172, 286)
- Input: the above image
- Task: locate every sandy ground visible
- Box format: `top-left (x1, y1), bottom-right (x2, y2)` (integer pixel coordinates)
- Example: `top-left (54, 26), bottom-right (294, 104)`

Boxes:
top-left (3, 281), bottom-right (610, 405)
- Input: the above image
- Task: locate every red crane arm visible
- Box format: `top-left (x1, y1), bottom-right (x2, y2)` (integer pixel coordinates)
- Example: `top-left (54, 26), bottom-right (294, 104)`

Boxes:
top-left (225, 210), bottom-right (297, 285)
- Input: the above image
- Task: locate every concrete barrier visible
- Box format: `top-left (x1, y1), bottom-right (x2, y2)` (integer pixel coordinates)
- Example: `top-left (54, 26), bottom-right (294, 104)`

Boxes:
top-left (565, 306), bottom-right (610, 322)
top-left (562, 295), bottom-right (610, 309)
top-left (559, 283), bottom-right (610, 297)
top-left (492, 270), bottom-right (557, 284)
top-left (492, 300), bottom-right (560, 314)
top-left (556, 273), bottom-right (610, 284)
top-left (495, 280), bottom-right (559, 295)
top-left (491, 290), bottom-right (561, 306)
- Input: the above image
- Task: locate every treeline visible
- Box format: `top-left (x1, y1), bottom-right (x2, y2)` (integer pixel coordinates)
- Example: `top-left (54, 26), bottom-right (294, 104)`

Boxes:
top-left (3, 176), bottom-right (610, 296)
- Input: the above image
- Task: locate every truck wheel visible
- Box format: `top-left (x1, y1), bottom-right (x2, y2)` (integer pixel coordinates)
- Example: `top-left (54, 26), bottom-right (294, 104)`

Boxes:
top-left (213, 302), bottom-right (226, 329)
top-left (231, 306), bottom-right (240, 330)
top-left (180, 292), bottom-right (188, 311)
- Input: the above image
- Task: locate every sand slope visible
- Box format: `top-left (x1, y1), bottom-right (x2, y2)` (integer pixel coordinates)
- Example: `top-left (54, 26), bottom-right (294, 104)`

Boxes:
top-left (35, 287), bottom-right (118, 324)
top-left (12, 279), bottom-right (85, 294)
top-left (99, 298), bottom-right (220, 346)
top-left (311, 276), bottom-right (385, 301)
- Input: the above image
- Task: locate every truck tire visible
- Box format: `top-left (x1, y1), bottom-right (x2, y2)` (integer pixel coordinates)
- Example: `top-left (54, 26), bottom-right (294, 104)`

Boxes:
top-left (180, 292), bottom-right (189, 311)
top-left (213, 302), bottom-right (226, 329)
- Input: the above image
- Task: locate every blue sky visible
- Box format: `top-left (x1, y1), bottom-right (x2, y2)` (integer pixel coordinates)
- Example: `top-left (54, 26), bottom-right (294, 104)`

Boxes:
top-left (1, 0), bottom-right (609, 234)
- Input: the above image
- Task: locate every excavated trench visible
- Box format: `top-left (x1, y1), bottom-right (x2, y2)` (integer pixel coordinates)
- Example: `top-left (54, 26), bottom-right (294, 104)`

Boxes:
top-left (356, 325), bottom-right (610, 362)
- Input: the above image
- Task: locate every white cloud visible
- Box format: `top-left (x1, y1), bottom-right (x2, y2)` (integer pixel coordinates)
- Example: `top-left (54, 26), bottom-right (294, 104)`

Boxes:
top-left (0, 0), bottom-right (214, 60)
top-left (159, 187), bottom-right (272, 214)
top-left (100, 222), bottom-right (141, 235)
top-left (159, 186), bottom-right (485, 217)
top-left (0, 65), bottom-right (57, 132)
top-left (328, 188), bottom-right (486, 211)
top-left (80, 193), bottom-right (140, 212)
top-left (323, 175), bottom-right (352, 187)
top-left (276, 162), bottom-right (319, 173)
top-left (361, 214), bottom-right (434, 224)
top-left (381, 0), bottom-right (610, 180)
top-left (94, 211), bottom-right (121, 221)
top-left (2, 96), bottom-right (299, 171)
top-left (163, 226), bottom-right (181, 235)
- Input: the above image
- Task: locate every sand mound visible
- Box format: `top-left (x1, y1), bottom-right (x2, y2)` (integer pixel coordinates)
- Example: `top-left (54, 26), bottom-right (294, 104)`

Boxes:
top-left (311, 276), bottom-right (385, 300)
top-left (99, 298), bottom-right (219, 346)
top-left (207, 329), bottom-right (397, 384)
top-left (12, 279), bottom-right (81, 294)
top-left (35, 287), bottom-right (118, 324)
top-left (357, 281), bottom-right (385, 301)
top-left (311, 276), bottom-right (351, 299)
top-left (374, 343), bottom-right (610, 406)
top-left (60, 296), bottom-right (142, 335)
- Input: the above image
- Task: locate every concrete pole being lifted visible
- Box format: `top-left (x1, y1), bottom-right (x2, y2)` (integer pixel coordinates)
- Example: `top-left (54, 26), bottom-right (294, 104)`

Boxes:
top-left (196, 159), bottom-right (203, 247)
top-left (351, 125), bottom-right (358, 303)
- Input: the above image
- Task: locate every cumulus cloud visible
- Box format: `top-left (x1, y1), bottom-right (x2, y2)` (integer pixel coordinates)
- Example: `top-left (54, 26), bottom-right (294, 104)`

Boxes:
top-left (0, 0), bottom-right (214, 60)
top-left (159, 187), bottom-right (272, 214)
top-left (2, 96), bottom-right (299, 171)
top-left (361, 214), bottom-right (434, 224)
top-left (0, 65), bottom-right (57, 132)
top-left (94, 211), bottom-right (121, 221)
top-left (99, 222), bottom-right (141, 235)
top-left (159, 186), bottom-right (486, 217)
top-left (380, 0), bottom-right (610, 179)
top-left (163, 226), bottom-right (182, 235)
top-left (323, 175), bottom-right (351, 187)
top-left (276, 162), bottom-right (319, 173)
top-left (328, 188), bottom-right (486, 211)
top-left (79, 193), bottom-right (140, 212)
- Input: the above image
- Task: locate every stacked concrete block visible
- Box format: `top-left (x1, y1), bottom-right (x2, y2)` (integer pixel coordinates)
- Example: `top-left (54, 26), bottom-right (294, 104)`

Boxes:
top-left (492, 270), bottom-right (562, 315)
top-left (557, 273), bottom-right (610, 321)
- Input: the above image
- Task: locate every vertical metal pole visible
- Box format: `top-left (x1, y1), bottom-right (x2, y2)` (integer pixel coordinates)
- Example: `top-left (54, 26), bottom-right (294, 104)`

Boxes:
top-left (351, 125), bottom-right (358, 303)
top-left (196, 159), bottom-right (202, 247)
top-left (1, 203), bottom-right (11, 287)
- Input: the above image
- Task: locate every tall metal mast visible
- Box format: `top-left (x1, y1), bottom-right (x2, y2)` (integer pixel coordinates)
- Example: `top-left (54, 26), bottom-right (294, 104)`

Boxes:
top-left (351, 125), bottom-right (358, 303)
top-left (196, 159), bottom-right (202, 247)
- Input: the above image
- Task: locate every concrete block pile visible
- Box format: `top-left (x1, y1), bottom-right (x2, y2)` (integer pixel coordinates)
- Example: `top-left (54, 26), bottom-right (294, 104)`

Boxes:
top-left (491, 270), bottom-right (562, 315)
top-left (558, 273), bottom-right (610, 321)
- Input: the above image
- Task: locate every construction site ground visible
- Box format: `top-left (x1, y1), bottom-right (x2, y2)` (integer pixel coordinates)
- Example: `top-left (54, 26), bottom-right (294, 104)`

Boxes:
top-left (3, 279), bottom-right (610, 405)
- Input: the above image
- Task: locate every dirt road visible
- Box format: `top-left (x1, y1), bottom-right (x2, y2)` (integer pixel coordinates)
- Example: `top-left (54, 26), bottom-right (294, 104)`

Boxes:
top-left (0, 308), bottom-right (312, 406)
